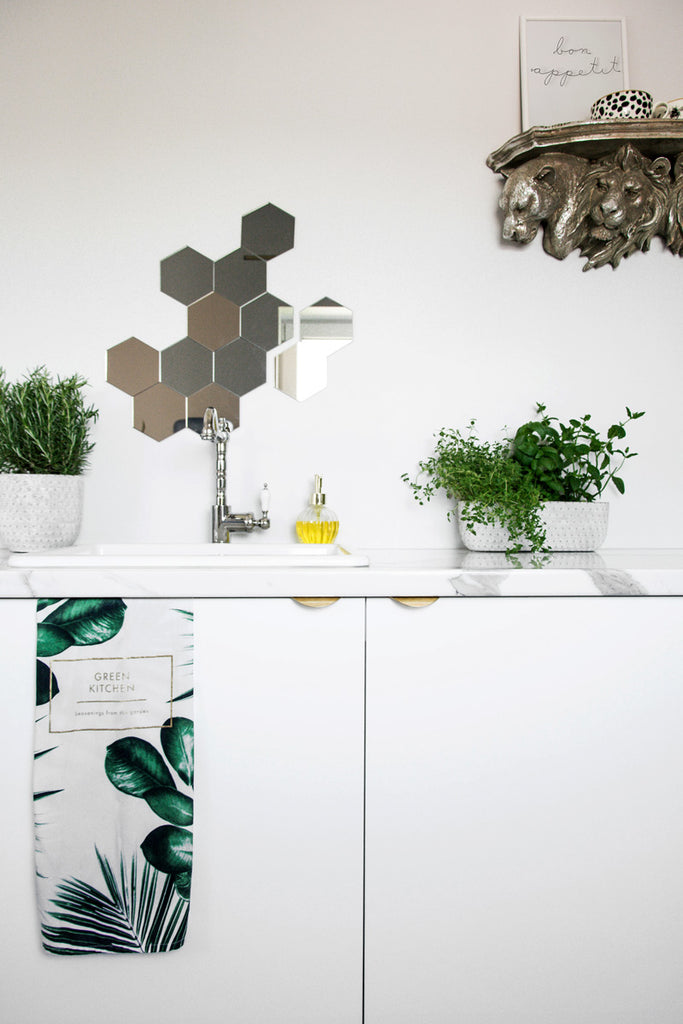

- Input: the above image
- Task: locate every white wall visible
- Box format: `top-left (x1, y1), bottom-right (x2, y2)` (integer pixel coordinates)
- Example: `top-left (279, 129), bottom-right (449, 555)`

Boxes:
top-left (2, 0), bottom-right (682, 551)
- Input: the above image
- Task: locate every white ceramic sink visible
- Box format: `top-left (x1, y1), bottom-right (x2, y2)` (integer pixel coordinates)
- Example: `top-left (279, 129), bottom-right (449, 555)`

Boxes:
top-left (7, 543), bottom-right (369, 568)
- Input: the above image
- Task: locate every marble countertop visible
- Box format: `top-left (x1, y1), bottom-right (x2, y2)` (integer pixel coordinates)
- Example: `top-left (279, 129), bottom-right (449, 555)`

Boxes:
top-left (1, 548), bottom-right (682, 598)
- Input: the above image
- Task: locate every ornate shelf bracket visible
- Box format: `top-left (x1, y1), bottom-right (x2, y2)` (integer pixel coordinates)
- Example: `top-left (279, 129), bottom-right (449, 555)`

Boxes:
top-left (487, 121), bottom-right (683, 270)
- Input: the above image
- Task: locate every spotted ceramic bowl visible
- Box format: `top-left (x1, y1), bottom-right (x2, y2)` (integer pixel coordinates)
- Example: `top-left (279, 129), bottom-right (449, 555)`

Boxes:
top-left (590, 89), bottom-right (653, 120)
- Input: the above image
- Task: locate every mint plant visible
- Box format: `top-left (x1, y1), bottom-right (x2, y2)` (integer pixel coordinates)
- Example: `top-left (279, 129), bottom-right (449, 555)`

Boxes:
top-left (511, 403), bottom-right (645, 502)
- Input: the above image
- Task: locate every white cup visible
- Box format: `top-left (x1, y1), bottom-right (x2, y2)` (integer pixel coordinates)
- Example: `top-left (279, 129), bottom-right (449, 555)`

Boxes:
top-left (653, 98), bottom-right (683, 118)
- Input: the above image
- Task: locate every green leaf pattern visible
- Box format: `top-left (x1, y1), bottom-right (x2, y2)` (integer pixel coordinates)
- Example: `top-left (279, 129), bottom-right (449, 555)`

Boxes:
top-left (142, 788), bottom-right (194, 826)
top-left (105, 736), bottom-right (176, 796)
top-left (40, 598), bottom-right (127, 648)
top-left (36, 659), bottom-right (58, 706)
top-left (141, 824), bottom-right (194, 876)
top-left (161, 716), bottom-right (194, 787)
top-left (34, 600), bottom-right (194, 954)
top-left (105, 718), bottom-right (195, 894)
top-left (41, 850), bottom-right (189, 954)
top-left (36, 623), bottom-right (72, 658)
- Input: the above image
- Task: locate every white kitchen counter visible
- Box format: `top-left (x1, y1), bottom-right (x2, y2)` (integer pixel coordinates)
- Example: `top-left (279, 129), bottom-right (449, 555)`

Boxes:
top-left (1, 548), bottom-right (683, 598)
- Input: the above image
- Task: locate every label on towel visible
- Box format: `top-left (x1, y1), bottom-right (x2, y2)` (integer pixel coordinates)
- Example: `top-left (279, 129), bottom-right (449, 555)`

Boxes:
top-left (48, 654), bottom-right (175, 733)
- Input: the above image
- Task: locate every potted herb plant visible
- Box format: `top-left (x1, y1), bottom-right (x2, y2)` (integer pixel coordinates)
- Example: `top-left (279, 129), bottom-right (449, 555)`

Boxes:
top-left (403, 403), bottom-right (644, 557)
top-left (0, 366), bottom-right (99, 551)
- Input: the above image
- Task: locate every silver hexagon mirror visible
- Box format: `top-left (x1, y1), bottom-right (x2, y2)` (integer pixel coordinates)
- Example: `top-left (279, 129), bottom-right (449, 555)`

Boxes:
top-left (274, 298), bottom-right (353, 402)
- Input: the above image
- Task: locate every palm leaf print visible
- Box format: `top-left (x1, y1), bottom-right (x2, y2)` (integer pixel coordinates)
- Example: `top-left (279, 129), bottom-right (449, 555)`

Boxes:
top-left (41, 849), bottom-right (189, 955)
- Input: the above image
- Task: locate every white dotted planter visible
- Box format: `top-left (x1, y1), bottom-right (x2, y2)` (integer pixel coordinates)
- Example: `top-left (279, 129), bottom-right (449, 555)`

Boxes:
top-left (457, 500), bottom-right (609, 552)
top-left (0, 474), bottom-right (84, 551)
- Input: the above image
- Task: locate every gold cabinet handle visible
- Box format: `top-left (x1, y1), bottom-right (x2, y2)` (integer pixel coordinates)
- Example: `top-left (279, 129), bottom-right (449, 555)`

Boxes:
top-left (391, 597), bottom-right (439, 608)
top-left (292, 597), bottom-right (340, 608)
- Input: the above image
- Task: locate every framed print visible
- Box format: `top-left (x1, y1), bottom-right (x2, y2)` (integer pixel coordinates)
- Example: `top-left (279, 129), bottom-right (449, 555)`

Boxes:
top-left (520, 18), bottom-right (629, 130)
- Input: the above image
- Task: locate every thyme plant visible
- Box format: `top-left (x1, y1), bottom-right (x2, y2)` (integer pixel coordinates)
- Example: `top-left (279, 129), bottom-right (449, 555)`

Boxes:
top-left (0, 366), bottom-right (99, 475)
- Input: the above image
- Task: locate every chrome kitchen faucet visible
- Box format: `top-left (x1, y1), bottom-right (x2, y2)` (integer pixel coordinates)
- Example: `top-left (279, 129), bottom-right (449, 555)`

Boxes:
top-left (200, 407), bottom-right (270, 543)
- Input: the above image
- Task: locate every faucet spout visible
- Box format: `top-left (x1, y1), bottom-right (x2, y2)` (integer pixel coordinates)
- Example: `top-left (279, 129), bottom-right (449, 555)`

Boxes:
top-left (201, 407), bottom-right (232, 444)
top-left (200, 407), bottom-right (216, 441)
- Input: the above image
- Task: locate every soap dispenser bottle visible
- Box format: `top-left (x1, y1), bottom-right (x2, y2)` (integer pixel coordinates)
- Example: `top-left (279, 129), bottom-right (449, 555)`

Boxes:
top-left (296, 474), bottom-right (339, 543)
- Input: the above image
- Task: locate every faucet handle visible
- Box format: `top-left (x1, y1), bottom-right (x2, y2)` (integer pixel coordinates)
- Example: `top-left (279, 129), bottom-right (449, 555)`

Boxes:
top-left (261, 483), bottom-right (270, 514)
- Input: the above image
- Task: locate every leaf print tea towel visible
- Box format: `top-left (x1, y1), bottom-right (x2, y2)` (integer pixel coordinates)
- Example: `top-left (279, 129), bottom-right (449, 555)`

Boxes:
top-left (33, 598), bottom-right (194, 955)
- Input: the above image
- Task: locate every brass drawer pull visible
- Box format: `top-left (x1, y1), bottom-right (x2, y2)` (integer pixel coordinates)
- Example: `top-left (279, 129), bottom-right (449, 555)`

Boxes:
top-left (391, 597), bottom-right (439, 608)
top-left (292, 597), bottom-right (340, 608)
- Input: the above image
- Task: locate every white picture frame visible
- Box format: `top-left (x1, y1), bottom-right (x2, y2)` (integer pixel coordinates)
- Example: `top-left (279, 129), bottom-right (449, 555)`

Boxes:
top-left (520, 17), bottom-right (629, 130)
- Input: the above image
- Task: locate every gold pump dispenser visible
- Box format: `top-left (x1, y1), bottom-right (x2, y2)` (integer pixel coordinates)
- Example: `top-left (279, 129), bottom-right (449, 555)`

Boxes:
top-left (296, 474), bottom-right (339, 543)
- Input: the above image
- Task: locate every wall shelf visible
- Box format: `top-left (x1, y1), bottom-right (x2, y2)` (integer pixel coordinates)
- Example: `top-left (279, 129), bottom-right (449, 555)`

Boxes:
top-left (486, 120), bottom-right (683, 270)
top-left (487, 119), bottom-right (683, 173)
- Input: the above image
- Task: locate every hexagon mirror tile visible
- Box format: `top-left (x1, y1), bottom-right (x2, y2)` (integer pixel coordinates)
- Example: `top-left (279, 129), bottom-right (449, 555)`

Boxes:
top-left (188, 292), bottom-right (240, 350)
top-left (188, 384), bottom-right (240, 434)
top-left (161, 337), bottom-right (213, 397)
top-left (241, 203), bottom-right (295, 260)
top-left (133, 384), bottom-right (187, 441)
top-left (214, 338), bottom-right (267, 396)
top-left (107, 337), bottom-right (159, 395)
top-left (214, 248), bottom-right (267, 306)
top-left (160, 247), bottom-right (214, 305)
top-left (241, 293), bottom-right (294, 352)
top-left (106, 205), bottom-right (353, 440)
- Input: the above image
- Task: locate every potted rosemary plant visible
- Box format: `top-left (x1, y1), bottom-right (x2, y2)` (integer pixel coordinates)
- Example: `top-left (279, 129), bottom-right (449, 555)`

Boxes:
top-left (403, 403), bottom-right (644, 557)
top-left (0, 366), bottom-right (99, 550)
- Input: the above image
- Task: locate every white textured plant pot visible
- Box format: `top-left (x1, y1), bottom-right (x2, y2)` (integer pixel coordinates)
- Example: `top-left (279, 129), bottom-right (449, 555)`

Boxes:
top-left (457, 500), bottom-right (609, 552)
top-left (0, 474), bottom-right (84, 551)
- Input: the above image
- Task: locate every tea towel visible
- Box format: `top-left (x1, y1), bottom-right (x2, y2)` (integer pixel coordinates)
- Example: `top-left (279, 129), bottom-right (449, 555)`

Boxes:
top-left (33, 598), bottom-right (194, 955)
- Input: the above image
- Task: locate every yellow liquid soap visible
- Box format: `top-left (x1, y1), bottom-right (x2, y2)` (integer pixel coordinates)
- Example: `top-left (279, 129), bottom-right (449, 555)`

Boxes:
top-left (296, 518), bottom-right (339, 544)
top-left (296, 474), bottom-right (339, 543)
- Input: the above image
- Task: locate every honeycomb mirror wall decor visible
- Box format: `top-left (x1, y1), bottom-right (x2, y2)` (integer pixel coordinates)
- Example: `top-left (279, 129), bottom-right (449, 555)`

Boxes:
top-left (106, 204), bottom-right (353, 440)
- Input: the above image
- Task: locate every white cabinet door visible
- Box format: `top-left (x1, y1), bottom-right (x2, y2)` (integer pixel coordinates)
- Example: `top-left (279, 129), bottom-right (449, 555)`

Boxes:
top-left (2, 597), bottom-right (364, 1024)
top-left (365, 597), bottom-right (683, 1024)
top-left (194, 598), bottom-right (365, 1024)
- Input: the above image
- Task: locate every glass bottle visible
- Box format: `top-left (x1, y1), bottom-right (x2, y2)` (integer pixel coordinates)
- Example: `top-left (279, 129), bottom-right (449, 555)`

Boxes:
top-left (296, 474), bottom-right (339, 543)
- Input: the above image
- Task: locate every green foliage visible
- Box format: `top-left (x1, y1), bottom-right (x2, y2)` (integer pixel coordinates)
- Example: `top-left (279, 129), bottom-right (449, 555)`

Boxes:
top-left (511, 403), bottom-right (645, 502)
top-left (140, 826), bottom-right (193, 871)
top-left (105, 732), bottom-right (194, 827)
top-left (36, 598), bottom-right (127, 712)
top-left (403, 403), bottom-right (645, 556)
top-left (37, 597), bottom-right (127, 655)
top-left (41, 849), bottom-right (190, 954)
top-left (104, 736), bottom-right (177, 797)
top-left (105, 718), bottom-right (194, 899)
top-left (402, 421), bottom-right (547, 555)
top-left (36, 659), bottom-right (58, 705)
top-left (0, 365), bottom-right (98, 474)
top-left (161, 715), bottom-right (194, 788)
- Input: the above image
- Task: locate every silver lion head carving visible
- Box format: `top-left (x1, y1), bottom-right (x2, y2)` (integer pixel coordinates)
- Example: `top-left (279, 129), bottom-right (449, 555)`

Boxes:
top-left (500, 153), bottom-right (590, 260)
top-left (497, 143), bottom-right (680, 270)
